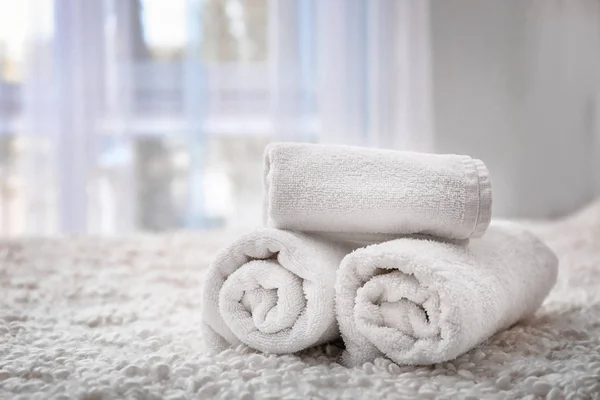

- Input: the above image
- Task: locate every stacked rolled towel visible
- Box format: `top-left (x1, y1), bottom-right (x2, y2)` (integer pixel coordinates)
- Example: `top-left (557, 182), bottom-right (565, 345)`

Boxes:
top-left (335, 221), bottom-right (559, 366)
top-left (202, 142), bottom-right (558, 363)
top-left (264, 142), bottom-right (492, 241)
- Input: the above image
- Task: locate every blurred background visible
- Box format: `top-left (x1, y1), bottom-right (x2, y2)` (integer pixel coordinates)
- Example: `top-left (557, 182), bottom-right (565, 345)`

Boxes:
top-left (0, 0), bottom-right (599, 236)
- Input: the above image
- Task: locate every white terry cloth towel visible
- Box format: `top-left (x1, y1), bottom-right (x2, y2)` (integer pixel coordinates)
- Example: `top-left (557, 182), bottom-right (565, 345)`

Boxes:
top-left (335, 221), bottom-right (559, 366)
top-left (202, 228), bottom-right (352, 354)
top-left (263, 142), bottom-right (492, 241)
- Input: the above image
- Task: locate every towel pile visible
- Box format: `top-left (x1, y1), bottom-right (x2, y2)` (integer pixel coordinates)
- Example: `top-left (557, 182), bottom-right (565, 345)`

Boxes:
top-left (201, 143), bottom-right (558, 366)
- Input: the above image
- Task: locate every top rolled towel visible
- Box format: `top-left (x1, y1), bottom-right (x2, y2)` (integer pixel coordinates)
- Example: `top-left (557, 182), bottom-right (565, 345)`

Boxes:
top-left (264, 143), bottom-right (492, 240)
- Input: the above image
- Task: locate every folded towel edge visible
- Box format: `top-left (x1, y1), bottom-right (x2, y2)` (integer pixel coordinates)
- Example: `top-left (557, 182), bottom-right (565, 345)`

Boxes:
top-left (462, 157), bottom-right (493, 238)
top-left (472, 158), bottom-right (493, 238)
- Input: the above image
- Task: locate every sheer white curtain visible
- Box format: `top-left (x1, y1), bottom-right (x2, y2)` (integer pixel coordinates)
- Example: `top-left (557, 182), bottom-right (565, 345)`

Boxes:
top-left (5, 0), bottom-right (599, 235)
top-left (315, 0), bottom-right (432, 150)
top-left (1, 0), bottom-right (430, 235)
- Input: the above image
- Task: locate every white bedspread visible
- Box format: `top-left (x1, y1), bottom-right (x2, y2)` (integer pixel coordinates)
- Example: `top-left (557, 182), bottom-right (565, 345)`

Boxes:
top-left (1, 202), bottom-right (600, 399)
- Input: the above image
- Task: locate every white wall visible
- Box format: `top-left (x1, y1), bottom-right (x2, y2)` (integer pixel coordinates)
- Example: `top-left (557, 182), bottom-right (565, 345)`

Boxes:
top-left (430, 0), bottom-right (600, 218)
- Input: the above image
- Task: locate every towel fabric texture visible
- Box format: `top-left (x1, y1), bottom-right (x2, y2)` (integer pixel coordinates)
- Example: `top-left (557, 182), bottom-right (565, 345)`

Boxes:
top-left (201, 228), bottom-right (352, 354)
top-left (335, 221), bottom-right (559, 366)
top-left (264, 143), bottom-right (492, 240)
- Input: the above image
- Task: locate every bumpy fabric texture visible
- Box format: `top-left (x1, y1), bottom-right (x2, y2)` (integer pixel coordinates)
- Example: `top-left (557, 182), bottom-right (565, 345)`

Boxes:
top-left (0, 202), bottom-right (599, 399)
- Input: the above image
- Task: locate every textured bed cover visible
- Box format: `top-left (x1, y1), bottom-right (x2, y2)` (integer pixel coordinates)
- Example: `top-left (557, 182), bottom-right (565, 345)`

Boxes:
top-left (1, 202), bottom-right (600, 399)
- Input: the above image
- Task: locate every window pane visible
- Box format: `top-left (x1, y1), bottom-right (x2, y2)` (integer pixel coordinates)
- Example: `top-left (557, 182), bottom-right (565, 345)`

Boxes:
top-left (200, 0), bottom-right (268, 63)
top-left (140, 0), bottom-right (187, 60)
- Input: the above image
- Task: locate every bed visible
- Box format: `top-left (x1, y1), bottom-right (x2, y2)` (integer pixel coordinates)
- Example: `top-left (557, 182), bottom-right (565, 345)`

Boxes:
top-left (1, 202), bottom-right (599, 399)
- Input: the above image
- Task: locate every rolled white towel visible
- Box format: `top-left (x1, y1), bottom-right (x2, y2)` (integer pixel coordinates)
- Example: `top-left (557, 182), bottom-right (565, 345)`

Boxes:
top-left (264, 142), bottom-right (492, 241)
top-left (335, 221), bottom-right (558, 366)
top-left (202, 228), bottom-right (352, 354)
